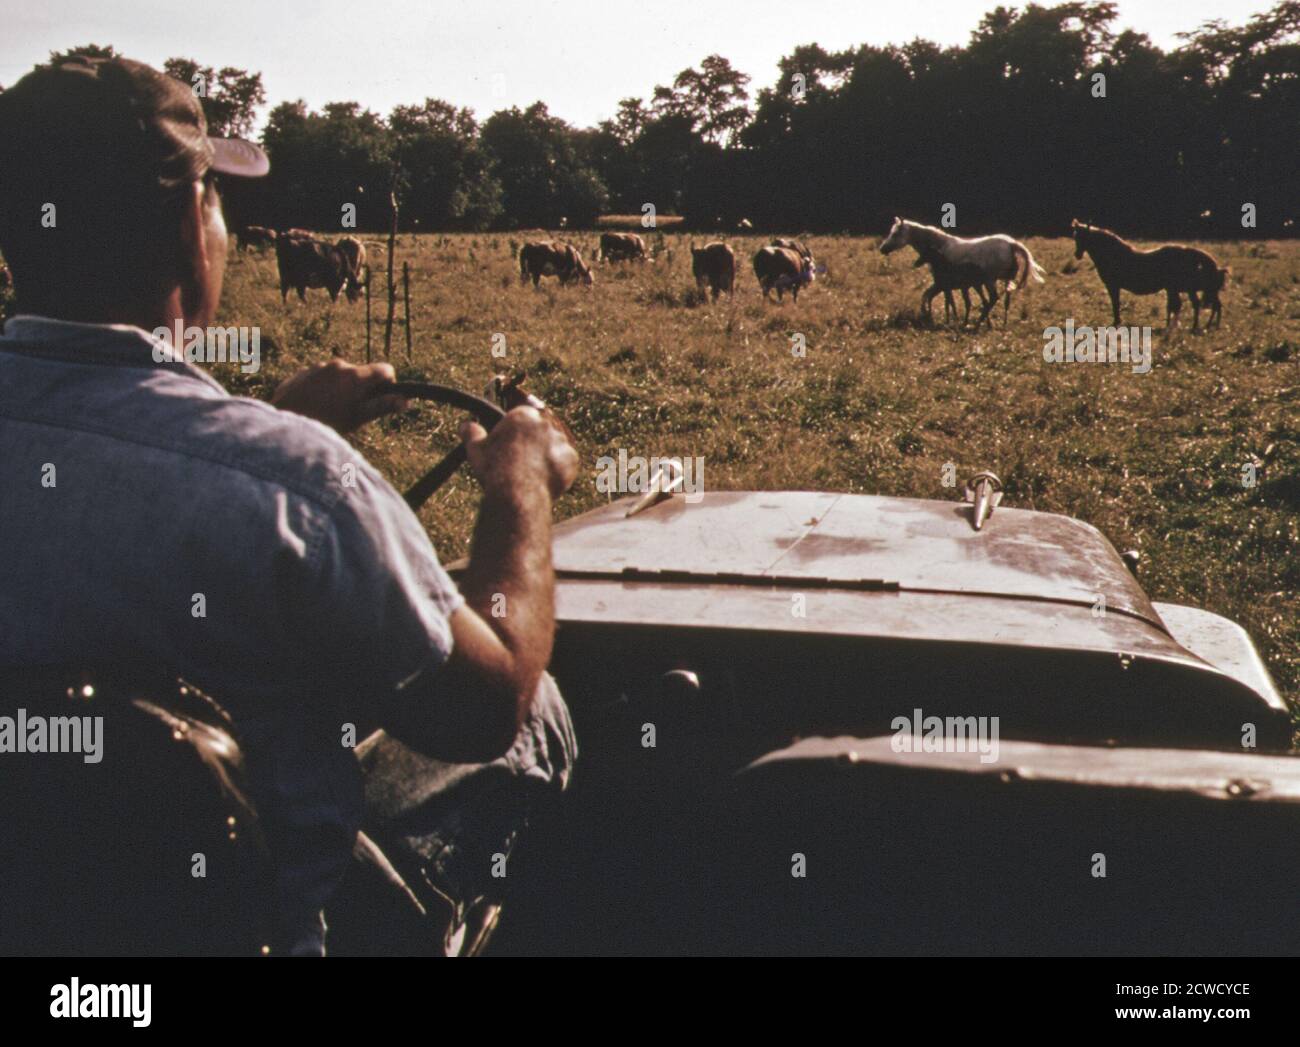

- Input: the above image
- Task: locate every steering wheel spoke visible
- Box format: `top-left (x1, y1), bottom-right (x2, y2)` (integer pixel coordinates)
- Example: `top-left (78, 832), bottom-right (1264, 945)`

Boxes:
top-left (388, 383), bottom-right (506, 509)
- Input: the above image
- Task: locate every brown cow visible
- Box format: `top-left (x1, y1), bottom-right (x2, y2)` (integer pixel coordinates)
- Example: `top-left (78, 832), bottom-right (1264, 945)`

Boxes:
top-left (275, 234), bottom-right (366, 303)
top-left (753, 245), bottom-right (815, 301)
top-left (519, 240), bottom-right (593, 287)
top-left (336, 236), bottom-right (367, 284)
top-left (237, 225), bottom-right (277, 252)
top-left (598, 231), bottom-right (648, 263)
top-left (691, 242), bottom-right (735, 302)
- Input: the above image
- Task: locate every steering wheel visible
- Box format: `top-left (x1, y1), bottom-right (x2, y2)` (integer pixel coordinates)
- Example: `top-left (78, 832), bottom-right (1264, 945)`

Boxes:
top-left (389, 382), bottom-right (506, 510)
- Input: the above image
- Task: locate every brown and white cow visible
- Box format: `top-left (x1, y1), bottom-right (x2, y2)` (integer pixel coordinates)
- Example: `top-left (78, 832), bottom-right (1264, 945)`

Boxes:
top-left (519, 240), bottom-right (593, 287)
top-left (691, 242), bottom-right (735, 302)
top-left (275, 234), bottom-right (367, 303)
top-left (237, 225), bottom-right (278, 252)
top-left (753, 245), bottom-right (815, 301)
top-left (598, 231), bottom-right (648, 263)
top-left (336, 236), bottom-right (367, 286)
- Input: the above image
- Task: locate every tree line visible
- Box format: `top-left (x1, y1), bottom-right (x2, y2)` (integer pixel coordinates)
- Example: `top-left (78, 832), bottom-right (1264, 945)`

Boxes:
top-left (16, 3), bottom-right (1300, 238)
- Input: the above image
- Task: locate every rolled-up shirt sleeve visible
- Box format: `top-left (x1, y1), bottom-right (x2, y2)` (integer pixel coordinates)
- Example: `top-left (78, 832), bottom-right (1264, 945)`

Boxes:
top-left (302, 457), bottom-right (464, 703)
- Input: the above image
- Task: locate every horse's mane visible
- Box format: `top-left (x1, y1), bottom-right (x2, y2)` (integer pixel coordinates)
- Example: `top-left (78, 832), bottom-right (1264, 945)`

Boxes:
top-left (1076, 223), bottom-right (1131, 250)
top-left (899, 220), bottom-right (1013, 251)
top-left (900, 220), bottom-right (952, 250)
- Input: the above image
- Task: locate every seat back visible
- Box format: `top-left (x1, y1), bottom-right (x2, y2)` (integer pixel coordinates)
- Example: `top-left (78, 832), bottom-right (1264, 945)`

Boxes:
top-left (0, 667), bottom-right (275, 955)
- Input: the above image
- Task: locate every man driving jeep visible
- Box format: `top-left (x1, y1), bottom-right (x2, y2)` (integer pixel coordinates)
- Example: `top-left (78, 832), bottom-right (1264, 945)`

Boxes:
top-left (0, 55), bottom-right (578, 955)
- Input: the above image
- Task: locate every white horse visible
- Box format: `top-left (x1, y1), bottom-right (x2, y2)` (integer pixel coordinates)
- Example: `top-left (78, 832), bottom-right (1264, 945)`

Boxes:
top-left (879, 217), bottom-right (1045, 328)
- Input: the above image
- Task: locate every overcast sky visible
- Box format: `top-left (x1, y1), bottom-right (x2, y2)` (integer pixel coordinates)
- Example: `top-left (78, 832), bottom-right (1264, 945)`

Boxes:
top-left (0, 1), bottom-right (1272, 129)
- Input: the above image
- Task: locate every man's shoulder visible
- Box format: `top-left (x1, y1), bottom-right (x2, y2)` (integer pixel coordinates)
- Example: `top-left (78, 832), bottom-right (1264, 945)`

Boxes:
top-left (0, 347), bottom-right (384, 517)
top-left (70, 367), bottom-right (379, 516)
top-left (181, 391), bottom-right (380, 512)
top-left (0, 332), bottom-right (415, 540)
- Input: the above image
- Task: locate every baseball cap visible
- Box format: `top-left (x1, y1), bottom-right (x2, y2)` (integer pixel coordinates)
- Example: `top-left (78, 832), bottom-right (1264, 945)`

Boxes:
top-left (0, 54), bottom-right (268, 200)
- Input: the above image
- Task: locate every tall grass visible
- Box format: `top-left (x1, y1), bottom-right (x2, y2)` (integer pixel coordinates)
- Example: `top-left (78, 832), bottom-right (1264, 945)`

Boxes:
top-left (213, 232), bottom-right (1300, 720)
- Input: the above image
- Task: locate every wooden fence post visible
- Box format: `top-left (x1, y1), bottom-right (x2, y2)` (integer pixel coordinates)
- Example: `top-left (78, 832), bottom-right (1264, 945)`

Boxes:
top-left (384, 187), bottom-right (398, 359)
top-left (403, 261), bottom-right (412, 362)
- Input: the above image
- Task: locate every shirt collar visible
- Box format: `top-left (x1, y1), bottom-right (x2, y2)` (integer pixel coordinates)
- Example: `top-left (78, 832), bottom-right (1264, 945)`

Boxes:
top-left (0, 314), bottom-right (228, 393)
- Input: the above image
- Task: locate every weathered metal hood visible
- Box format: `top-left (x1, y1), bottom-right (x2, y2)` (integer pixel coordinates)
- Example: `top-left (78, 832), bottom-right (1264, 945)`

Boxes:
top-left (549, 491), bottom-right (1288, 741)
top-left (554, 490), bottom-right (1157, 626)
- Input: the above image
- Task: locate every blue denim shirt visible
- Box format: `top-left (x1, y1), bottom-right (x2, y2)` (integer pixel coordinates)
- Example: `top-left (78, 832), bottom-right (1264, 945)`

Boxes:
top-left (0, 315), bottom-right (464, 954)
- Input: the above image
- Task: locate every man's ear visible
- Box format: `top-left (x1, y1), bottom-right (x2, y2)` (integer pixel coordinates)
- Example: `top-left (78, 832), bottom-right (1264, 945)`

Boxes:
top-left (177, 179), bottom-right (212, 324)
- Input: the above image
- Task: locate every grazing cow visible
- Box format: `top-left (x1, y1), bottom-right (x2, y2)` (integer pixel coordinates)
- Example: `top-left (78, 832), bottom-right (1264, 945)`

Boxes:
top-left (753, 245), bottom-right (815, 301)
top-left (237, 225), bottom-right (277, 253)
top-left (691, 242), bottom-right (735, 302)
top-left (1071, 220), bottom-right (1228, 331)
top-left (275, 234), bottom-right (366, 303)
top-left (336, 235), bottom-right (367, 287)
top-left (518, 240), bottom-right (593, 287)
top-left (598, 231), bottom-right (648, 263)
top-left (880, 218), bottom-right (1045, 328)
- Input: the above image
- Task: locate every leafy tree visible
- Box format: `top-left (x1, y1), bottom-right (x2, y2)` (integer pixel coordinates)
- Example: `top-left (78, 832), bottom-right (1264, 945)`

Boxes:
top-left (37, 4), bottom-right (1300, 235)
top-left (653, 54), bottom-right (751, 145)
top-left (605, 97), bottom-right (651, 146)
top-left (480, 103), bottom-right (608, 227)
top-left (389, 99), bottom-right (502, 229)
top-left (49, 44), bottom-right (119, 62)
top-left (257, 100), bottom-right (392, 231)
top-left (162, 58), bottom-right (266, 138)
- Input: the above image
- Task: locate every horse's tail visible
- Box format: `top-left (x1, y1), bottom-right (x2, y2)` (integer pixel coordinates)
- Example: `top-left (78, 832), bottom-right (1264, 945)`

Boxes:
top-left (1008, 242), bottom-right (1046, 292)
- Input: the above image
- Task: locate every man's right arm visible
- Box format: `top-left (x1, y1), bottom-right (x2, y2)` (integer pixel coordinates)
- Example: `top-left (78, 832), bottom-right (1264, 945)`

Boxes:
top-left (377, 407), bottom-right (577, 763)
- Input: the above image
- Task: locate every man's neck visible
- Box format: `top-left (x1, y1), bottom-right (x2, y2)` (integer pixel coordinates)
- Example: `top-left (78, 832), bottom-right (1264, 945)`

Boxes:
top-left (18, 304), bottom-right (175, 330)
top-left (15, 285), bottom-right (186, 331)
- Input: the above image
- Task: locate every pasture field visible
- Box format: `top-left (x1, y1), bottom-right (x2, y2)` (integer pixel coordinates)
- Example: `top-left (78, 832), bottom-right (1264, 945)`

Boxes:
top-left (213, 231), bottom-right (1300, 726)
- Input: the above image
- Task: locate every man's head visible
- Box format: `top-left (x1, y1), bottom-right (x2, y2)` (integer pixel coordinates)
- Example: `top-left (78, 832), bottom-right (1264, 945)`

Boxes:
top-left (0, 55), bottom-right (267, 328)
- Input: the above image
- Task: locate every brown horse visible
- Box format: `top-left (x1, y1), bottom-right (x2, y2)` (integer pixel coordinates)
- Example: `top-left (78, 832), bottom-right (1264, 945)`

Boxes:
top-left (1071, 220), bottom-right (1228, 331)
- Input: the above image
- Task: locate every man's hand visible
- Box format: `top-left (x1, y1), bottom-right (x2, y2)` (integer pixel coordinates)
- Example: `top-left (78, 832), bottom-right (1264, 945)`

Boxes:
top-left (459, 406), bottom-right (578, 502)
top-left (271, 359), bottom-right (407, 434)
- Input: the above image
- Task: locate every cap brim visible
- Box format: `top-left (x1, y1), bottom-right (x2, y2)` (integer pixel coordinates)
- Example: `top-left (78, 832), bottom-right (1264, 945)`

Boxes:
top-left (209, 137), bottom-right (269, 178)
